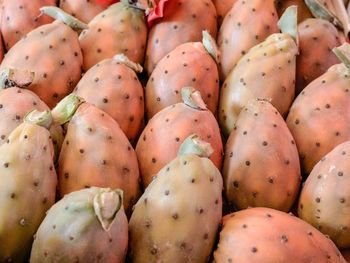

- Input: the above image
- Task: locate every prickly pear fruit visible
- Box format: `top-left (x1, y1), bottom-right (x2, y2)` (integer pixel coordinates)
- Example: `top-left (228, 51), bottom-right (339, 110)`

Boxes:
top-left (0, 0), bottom-right (56, 50)
top-left (136, 87), bottom-right (223, 187)
top-left (0, 7), bottom-right (86, 108)
top-left (30, 187), bottom-right (128, 263)
top-left (217, 0), bottom-right (279, 81)
top-left (219, 7), bottom-right (298, 136)
top-left (212, 0), bottom-right (236, 26)
top-left (298, 141), bottom-right (350, 249)
top-left (129, 135), bottom-right (222, 263)
top-left (0, 111), bottom-right (57, 262)
top-left (59, 0), bottom-right (110, 23)
top-left (223, 99), bottom-right (301, 212)
top-left (145, 0), bottom-right (217, 75)
top-left (145, 31), bottom-right (219, 119)
top-left (213, 207), bottom-right (346, 263)
top-left (58, 99), bottom-right (140, 215)
top-left (79, 1), bottom-right (148, 71)
top-left (287, 43), bottom-right (350, 175)
top-left (276, 0), bottom-right (312, 23)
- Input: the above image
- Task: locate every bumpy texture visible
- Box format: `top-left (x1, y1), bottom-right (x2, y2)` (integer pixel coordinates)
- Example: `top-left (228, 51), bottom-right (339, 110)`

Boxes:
top-left (212, 0), bottom-right (236, 26)
top-left (223, 100), bottom-right (301, 212)
top-left (79, 2), bottom-right (147, 71)
top-left (276, 0), bottom-right (312, 23)
top-left (146, 41), bottom-right (219, 119)
top-left (219, 33), bottom-right (298, 136)
top-left (0, 20), bottom-right (83, 108)
top-left (298, 141), bottom-right (350, 249)
top-left (129, 152), bottom-right (223, 262)
top-left (296, 18), bottom-right (341, 94)
top-left (217, 0), bottom-right (279, 81)
top-left (145, 0), bottom-right (217, 75)
top-left (0, 0), bottom-right (55, 50)
top-left (59, 0), bottom-right (110, 23)
top-left (58, 103), bottom-right (140, 215)
top-left (75, 57), bottom-right (144, 141)
top-left (213, 207), bottom-right (346, 263)
top-left (30, 187), bottom-right (128, 263)
top-left (287, 63), bottom-right (350, 175)
top-left (0, 122), bottom-right (57, 262)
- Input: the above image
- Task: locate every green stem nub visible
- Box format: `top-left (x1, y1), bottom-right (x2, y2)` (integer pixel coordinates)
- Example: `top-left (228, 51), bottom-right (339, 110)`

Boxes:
top-left (202, 30), bottom-right (221, 64)
top-left (93, 189), bottom-right (123, 231)
top-left (333, 43), bottom-right (350, 69)
top-left (24, 110), bottom-right (53, 129)
top-left (113, 54), bottom-right (143, 73)
top-left (278, 5), bottom-right (299, 46)
top-left (51, 94), bottom-right (85, 125)
top-left (0, 68), bottom-right (34, 89)
top-left (178, 134), bottom-right (214, 158)
top-left (40, 6), bottom-right (88, 32)
top-left (181, 87), bottom-right (207, 110)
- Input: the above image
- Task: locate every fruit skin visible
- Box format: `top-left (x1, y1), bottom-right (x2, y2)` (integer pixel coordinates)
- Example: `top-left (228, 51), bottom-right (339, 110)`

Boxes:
top-left (296, 18), bottom-right (342, 94)
top-left (223, 100), bottom-right (301, 212)
top-left (129, 139), bottom-right (222, 263)
top-left (75, 56), bottom-right (144, 141)
top-left (0, 20), bottom-right (83, 108)
top-left (58, 103), bottom-right (140, 215)
top-left (298, 141), bottom-right (350, 249)
top-left (213, 207), bottom-right (346, 263)
top-left (219, 32), bottom-right (298, 136)
top-left (136, 89), bottom-right (223, 188)
top-left (79, 1), bottom-right (148, 71)
top-left (30, 187), bottom-right (128, 263)
top-left (145, 41), bottom-right (219, 119)
top-left (217, 0), bottom-right (279, 81)
top-left (211, 0), bottom-right (236, 26)
top-left (0, 0), bottom-right (55, 50)
top-left (144, 0), bottom-right (217, 75)
top-left (59, 0), bottom-right (110, 23)
top-left (275, 0), bottom-right (312, 23)
top-left (287, 63), bottom-right (350, 175)
top-left (0, 119), bottom-right (57, 262)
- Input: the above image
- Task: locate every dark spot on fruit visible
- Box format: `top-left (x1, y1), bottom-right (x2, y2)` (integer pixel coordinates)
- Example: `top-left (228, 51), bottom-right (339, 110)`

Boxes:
top-left (251, 247), bottom-right (258, 253)
top-left (315, 197), bottom-right (321, 203)
top-left (172, 213), bottom-right (178, 219)
top-left (245, 160), bottom-right (250, 166)
top-left (152, 158), bottom-right (156, 163)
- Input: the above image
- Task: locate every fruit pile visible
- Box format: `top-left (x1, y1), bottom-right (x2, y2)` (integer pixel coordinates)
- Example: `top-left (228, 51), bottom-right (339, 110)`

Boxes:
top-left (1, 0), bottom-right (350, 262)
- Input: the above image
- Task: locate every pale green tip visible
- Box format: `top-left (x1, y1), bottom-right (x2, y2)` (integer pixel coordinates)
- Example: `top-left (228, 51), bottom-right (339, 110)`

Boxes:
top-left (0, 68), bottom-right (34, 89)
top-left (278, 5), bottom-right (299, 46)
top-left (113, 54), bottom-right (143, 73)
top-left (51, 94), bottom-right (85, 125)
top-left (181, 87), bottom-right (207, 110)
top-left (202, 30), bottom-right (221, 64)
top-left (24, 110), bottom-right (53, 129)
top-left (93, 189), bottom-right (123, 231)
top-left (333, 43), bottom-right (350, 69)
top-left (178, 134), bottom-right (213, 158)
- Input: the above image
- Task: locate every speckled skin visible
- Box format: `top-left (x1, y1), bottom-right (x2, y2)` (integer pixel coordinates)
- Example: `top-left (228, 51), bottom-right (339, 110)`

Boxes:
top-left (145, 42), bottom-right (219, 119)
top-left (287, 63), bottom-right (350, 175)
top-left (58, 103), bottom-right (140, 215)
top-left (298, 141), bottom-right (350, 249)
top-left (212, 0), bottom-right (236, 26)
top-left (275, 0), bottom-right (312, 23)
top-left (0, 0), bottom-right (55, 50)
top-left (219, 33), bottom-right (298, 136)
top-left (129, 153), bottom-right (223, 263)
top-left (217, 0), bottom-right (279, 81)
top-left (79, 2), bottom-right (147, 71)
top-left (0, 122), bottom-right (57, 262)
top-left (0, 20), bottom-right (83, 108)
top-left (75, 57), bottom-right (144, 141)
top-left (213, 207), bottom-right (346, 263)
top-left (223, 100), bottom-right (301, 212)
top-left (145, 0), bottom-right (217, 75)
top-left (30, 188), bottom-right (128, 263)
top-left (59, 0), bottom-right (110, 23)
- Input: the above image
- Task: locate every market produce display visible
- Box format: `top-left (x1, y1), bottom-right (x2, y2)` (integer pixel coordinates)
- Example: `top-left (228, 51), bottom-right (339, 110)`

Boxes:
top-left (1, 0), bottom-right (350, 262)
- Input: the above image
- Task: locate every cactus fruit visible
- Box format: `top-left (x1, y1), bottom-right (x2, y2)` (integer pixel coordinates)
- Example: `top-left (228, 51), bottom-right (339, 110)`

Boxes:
top-left (79, 0), bottom-right (148, 71)
top-left (0, 0), bottom-right (56, 50)
top-left (57, 99), bottom-right (140, 215)
top-left (145, 0), bottom-right (217, 75)
top-left (59, 0), bottom-right (110, 23)
top-left (213, 207), bottom-right (346, 263)
top-left (145, 31), bottom-right (220, 119)
top-left (219, 6), bottom-right (298, 136)
top-left (287, 43), bottom-right (350, 175)
top-left (0, 111), bottom-right (57, 262)
top-left (75, 54), bottom-right (144, 141)
top-left (136, 87), bottom-right (223, 187)
top-left (298, 140), bottom-right (350, 249)
top-left (211, 0), bottom-right (236, 26)
top-left (223, 99), bottom-right (301, 212)
top-left (0, 7), bottom-right (86, 108)
top-left (30, 187), bottom-right (128, 263)
top-left (217, 0), bottom-right (279, 81)
top-left (276, 0), bottom-right (312, 23)
top-left (129, 135), bottom-right (223, 263)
